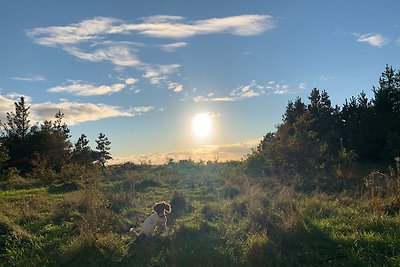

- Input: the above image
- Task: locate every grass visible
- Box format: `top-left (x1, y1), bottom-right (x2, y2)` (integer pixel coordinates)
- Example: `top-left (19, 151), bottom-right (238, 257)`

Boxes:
top-left (0, 162), bottom-right (399, 266)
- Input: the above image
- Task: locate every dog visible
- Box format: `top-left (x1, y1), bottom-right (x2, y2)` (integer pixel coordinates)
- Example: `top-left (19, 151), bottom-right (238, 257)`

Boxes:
top-left (136, 201), bottom-right (171, 237)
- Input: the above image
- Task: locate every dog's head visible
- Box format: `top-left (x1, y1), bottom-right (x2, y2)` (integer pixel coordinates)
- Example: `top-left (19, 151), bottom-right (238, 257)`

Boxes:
top-left (153, 201), bottom-right (171, 217)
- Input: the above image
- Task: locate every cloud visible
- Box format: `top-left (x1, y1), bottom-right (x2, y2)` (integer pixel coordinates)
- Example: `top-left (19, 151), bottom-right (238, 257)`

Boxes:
top-left (168, 82), bottom-right (183, 92)
top-left (48, 82), bottom-right (126, 96)
top-left (26, 17), bottom-right (122, 46)
top-left (319, 74), bottom-right (335, 81)
top-left (27, 15), bottom-right (275, 67)
top-left (354, 33), bottom-right (388, 47)
top-left (128, 14), bottom-right (275, 38)
top-left (193, 80), bottom-right (295, 102)
top-left (0, 95), bottom-right (17, 120)
top-left (9, 74), bottom-right (45, 82)
top-left (141, 64), bottom-right (181, 89)
top-left (63, 41), bottom-right (141, 67)
top-left (110, 138), bottom-right (261, 164)
top-left (0, 94), bottom-right (153, 126)
top-left (31, 101), bottom-right (135, 125)
top-left (194, 80), bottom-right (266, 102)
top-left (125, 77), bottom-right (138, 85)
top-left (231, 80), bottom-right (265, 98)
top-left (158, 42), bottom-right (187, 52)
top-left (266, 81), bottom-right (291, 95)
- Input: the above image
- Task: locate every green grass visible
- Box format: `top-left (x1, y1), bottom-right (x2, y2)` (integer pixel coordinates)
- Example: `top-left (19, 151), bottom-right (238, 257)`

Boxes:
top-left (0, 163), bottom-right (399, 266)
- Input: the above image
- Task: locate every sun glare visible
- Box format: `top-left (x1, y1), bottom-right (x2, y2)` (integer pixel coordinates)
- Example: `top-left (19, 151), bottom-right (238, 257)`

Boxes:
top-left (192, 113), bottom-right (212, 138)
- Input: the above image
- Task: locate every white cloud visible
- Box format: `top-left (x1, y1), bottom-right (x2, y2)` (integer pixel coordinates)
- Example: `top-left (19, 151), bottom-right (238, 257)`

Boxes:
top-left (26, 17), bottom-right (122, 46)
top-left (231, 80), bottom-right (265, 98)
top-left (125, 77), bottom-right (138, 85)
top-left (141, 64), bottom-right (181, 90)
top-left (48, 82), bottom-right (126, 96)
top-left (158, 42), bottom-right (187, 52)
top-left (9, 74), bottom-right (45, 82)
top-left (27, 15), bottom-right (275, 67)
top-left (32, 102), bottom-right (134, 125)
top-left (194, 80), bottom-right (266, 102)
top-left (319, 74), bottom-right (335, 81)
top-left (168, 82), bottom-right (183, 92)
top-left (298, 82), bottom-right (306, 90)
top-left (193, 80), bottom-right (295, 102)
top-left (0, 94), bottom-right (152, 126)
top-left (63, 42), bottom-right (141, 67)
top-left (110, 138), bottom-right (261, 164)
top-left (354, 33), bottom-right (388, 47)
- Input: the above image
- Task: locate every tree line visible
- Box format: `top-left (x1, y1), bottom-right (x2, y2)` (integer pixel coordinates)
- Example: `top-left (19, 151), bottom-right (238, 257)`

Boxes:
top-left (247, 65), bottom-right (400, 190)
top-left (0, 97), bottom-right (112, 181)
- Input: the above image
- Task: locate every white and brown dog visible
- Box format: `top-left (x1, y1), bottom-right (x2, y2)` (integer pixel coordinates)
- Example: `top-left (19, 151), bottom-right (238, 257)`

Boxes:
top-left (137, 201), bottom-right (171, 237)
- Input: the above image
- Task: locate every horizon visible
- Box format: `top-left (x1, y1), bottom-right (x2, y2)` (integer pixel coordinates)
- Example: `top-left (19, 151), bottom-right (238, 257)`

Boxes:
top-left (1, 0), bottom-right (400, 164)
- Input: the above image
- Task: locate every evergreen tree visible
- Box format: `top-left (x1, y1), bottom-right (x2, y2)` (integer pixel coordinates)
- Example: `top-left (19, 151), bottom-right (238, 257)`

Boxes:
top-left (72, 134), bottom-right (93, 165)
top-left (2, 96), bottom-right (30, 140)
top-left (371, 65), bottom-right (400, 161)
top-left (1, 96), bottom-right (32, 172)
top-left (95, 133), bottom-right (112, 173)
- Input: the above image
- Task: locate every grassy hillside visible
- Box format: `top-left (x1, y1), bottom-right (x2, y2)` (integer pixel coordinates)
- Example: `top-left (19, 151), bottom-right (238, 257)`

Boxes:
top-left (1, 161), bottom-right (399, 266)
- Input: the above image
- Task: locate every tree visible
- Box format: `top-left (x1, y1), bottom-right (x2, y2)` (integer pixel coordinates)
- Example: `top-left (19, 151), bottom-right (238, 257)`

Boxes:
top-left (1, 96), bottom-right (32, 172)
top-left (95, 133), bottom-right (112, 174)
top-left (72, 134), bottom-right (93, 166)
top-left (28, 111), bottom-right (72, 173)
top-left (371, 65), bottom-right (400, 161)
top-left (2, 96), bottom-right (30, 140)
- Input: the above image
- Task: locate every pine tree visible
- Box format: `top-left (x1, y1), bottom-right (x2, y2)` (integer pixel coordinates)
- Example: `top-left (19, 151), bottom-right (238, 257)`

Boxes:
top-left (72, 134), bottom-right (93, 165)
top-left (2, 96), bottom-right (30, 140)
top-left (95, 133), bottom-right (112, 174)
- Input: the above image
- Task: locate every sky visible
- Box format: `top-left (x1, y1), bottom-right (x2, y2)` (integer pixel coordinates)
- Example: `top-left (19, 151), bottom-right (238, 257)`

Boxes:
top-left (1, 0), bottom-right (400, 164)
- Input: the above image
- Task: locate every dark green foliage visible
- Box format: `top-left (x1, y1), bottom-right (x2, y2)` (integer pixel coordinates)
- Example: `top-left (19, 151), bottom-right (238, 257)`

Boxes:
top-left (95, 133), bottom-right (112, 174)
top-left (249, 65), bottom-right (400, 190)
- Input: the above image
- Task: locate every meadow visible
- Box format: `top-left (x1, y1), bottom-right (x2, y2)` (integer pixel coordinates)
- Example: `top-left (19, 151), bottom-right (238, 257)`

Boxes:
top-left (1, 160), bottom-right (399, 266)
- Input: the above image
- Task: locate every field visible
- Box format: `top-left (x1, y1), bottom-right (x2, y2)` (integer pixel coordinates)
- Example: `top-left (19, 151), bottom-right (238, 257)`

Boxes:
top-left (1, 161), bottom-right (400, 266)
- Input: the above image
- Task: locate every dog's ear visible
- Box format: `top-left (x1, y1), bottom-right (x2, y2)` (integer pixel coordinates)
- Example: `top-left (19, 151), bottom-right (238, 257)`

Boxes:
top-left (164, 202), bottom-right (171, 213)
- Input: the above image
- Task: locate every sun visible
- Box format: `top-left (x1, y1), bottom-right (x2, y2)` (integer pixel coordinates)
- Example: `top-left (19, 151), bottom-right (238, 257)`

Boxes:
top-left (192, 113), bottom-right (212, 138)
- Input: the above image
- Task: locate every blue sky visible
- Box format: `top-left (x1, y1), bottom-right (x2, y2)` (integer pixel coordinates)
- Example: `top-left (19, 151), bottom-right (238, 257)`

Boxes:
top-left (1, 0), bottom-right (400, 163)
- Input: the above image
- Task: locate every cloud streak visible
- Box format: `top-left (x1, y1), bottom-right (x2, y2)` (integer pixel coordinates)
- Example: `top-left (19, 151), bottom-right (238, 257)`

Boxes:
top-left (158, 42), bottom-right (187, 52)
top-left (48, 82), bottom-right (126, 96)
top-left (10, 75), bottom-right (45, 82)
top-left (354, 33), bottom-right (388, 47)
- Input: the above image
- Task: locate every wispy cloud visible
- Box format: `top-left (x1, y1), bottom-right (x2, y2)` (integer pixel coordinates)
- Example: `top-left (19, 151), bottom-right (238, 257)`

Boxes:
top-left (48, 81), bottom-right (126, 96)
top-left (193, 80), bottom-right (295, 102)
top-left (158, 42), bottom-right (187, 52)
top-left (265, 81), bottom-right (291, 95)
top-left (110, 138), bottom-right (261, 164)
top-left (354, 33), bottom-right (388, 47)
top-left (319, 74), bottom-right (335, 81)
top-left (63, 41), bottom-right (141, 67)
top-left (125, 77), bottom-right (138, 85)
top-left (168, 82), bottom-right (183, 92)
top-left (141, 64), bottom-right (181, 92)
top-left (10, 74), bottom-right (45, 82)
top-left (27, 15), bottom-right (275, 67)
